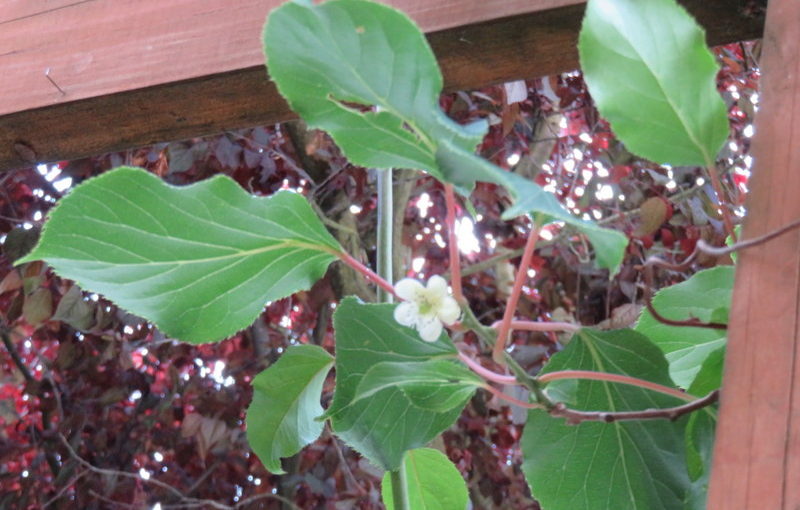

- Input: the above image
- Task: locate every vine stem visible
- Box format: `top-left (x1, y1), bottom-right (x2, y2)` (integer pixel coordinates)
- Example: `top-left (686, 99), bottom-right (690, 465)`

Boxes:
top-left (337, 251), bottom-right (397, 299)
top-left (492, 222), bottom-right (543, 363)
top-left (444, 184), bottom-right (464, 303)
top-left (458, 351), bottom-right (519, 385)
top-left (491, 319), bottom-right (581, 334)
top-left (376, 169), bottom-right (409, 509)
top-left (538, 370), bottom-right (694, 402)
top-left (482, 383), bottom-right (542, 409)
top-left (706, 164), bottom-right (737, 242)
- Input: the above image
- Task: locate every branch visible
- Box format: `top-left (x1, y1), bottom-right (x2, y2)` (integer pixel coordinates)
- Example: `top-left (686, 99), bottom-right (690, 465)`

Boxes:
top-left (549, 390), bottom-right (719, 425)
top-left (337, 251), bottom-right (397, 299)
top-left (492, 223), bottom-right (543, 363)
top-left (705, 164), bottom-right (737, 241)
top-left (492, 319), bottom-right (581, 334)
top-left (458, 351), bottom-right (518, 385)
top-left (444, 184), bottom-right (464, 303)
top-left (1, 327), bottom-right (35, 384)
top-left (538, 370), bottom-right (695, 402)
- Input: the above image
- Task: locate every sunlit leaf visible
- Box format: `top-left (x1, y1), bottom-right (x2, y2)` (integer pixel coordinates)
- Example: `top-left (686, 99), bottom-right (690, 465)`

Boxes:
top-left (579, 0), bottom-right (729, 166)
top-left (264, 0), bottom-right (627, 273)
top-left (382, 448), bottom-right (469, 510)
top-left (522, 329), bottom-right (691, 510)
top-left (327, 297), bottom-right (467, 470)
top-left (246, 345), bottom-right (334, 474)
top-left (19, 167), bottom-right (341, 343)
top-left (636, 266), bottom-right (733, 388)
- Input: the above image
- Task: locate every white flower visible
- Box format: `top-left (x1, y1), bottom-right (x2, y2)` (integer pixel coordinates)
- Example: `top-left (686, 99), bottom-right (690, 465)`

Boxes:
top-left (393, 275), bottom-right (460, 342)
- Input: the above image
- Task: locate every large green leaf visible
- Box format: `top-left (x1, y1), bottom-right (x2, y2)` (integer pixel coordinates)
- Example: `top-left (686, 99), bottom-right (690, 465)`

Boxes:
top-left (682, 411), bottom-right (716, 509)
top-left (18, 167), bottom-right (341, 343)
top-left (353, 360), bottom-right (482, 413)
top-left (381, 448), bottom-right (469, 510)
top-left (246, 345), bottom-right (334, 474)
top-left (264, 0), bottom-right (627, 273)
top-left (687, 346), bottom-right (725, 397)
top-left (522, 329), bottom-right (690, 510)
top-left (636, 266), bottom-right (733, 388)
top-left (328, 297), bottom-right (467, 470)
top-left (579, 0), bottom-right (729, 166)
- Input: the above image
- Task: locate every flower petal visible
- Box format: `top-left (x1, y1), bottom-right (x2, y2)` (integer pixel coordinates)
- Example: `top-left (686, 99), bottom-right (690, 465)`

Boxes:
top-left (426, 275), bottom-right (449, 298)
top-left (437, 297), bottom-right (461, 325)
top-left (417, 316), bottom-right (443, 342)
top-left (393, 302), bottom-right (418, 327)
top-left (395, 278), bottom-right (424, 301)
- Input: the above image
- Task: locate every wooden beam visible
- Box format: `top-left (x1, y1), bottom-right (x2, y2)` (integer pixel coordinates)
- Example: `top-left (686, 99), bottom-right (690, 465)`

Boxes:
top-left (707, 0), bottom-right (800, 508)
top-left (0, 0), bottom-right (763, 171)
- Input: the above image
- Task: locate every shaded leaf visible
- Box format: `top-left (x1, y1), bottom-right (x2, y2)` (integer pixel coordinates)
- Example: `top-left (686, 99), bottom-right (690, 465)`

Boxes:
top-left (522, 329), bottom-right (690, 510)
top-left (636, 266), bottom-right (733, 387)
top-left (52, 285), bottom-right (95, 331)
top-left (382, 448), bottom-right (469, 510)
top-left (264, 0), bottom-right (627, 273)
top-left (634, 197), bottom-right (671, 237)
top-left (3, 225), bottom-right (40, 262)
top-left (19, 167), bottom-right (341, 343)
top-left (246, 345), bottom-right (334, 474)
top-left (579, 0), bottom-right (729, 165)
top-left (22, 288), bottom-right (52, 327)
top-left (328, 297), bottom-right (466, 470)
top-left (683, 411), bottom-right (716, 509)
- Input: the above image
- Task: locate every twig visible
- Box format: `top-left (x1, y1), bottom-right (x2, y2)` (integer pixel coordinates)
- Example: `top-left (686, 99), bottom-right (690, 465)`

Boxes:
top-left (492, 319), bottom-right (581, 334)
top-left (43, 469), bottom-right (88, 508)
top-left (337, 251), bottom-right (397, 298)
top-left (458, 351), bottom-right (518, 385)
top-left (705, 165), bottom-right (737, 242)
top-left (538, 370), bottom-right (694, 402)
top-left (444, 185), bottom-right (464, 303)
top-left (549, 390), bottom-right (719, 424)
top-left (1, 328), bottom-right (35, 384)
top-left (493, 223), bottom-right (543, 363)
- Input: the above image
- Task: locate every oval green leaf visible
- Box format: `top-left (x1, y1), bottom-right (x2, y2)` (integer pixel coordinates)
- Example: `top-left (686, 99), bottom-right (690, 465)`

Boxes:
top-left (328, 297), bottom-right (467, 471)
top-left (522, 329), bottom-right (691, 510)
top-left (246, 345), bottom-right (334, 474)
top-left (382, 448), bottom-right (469, 510)
top-left (18, 167), bottom-right (341, 343)
top-left (579, 0), bottom-right (729, 166)
top-left (636, 266), bottom-right (733, 388)
top-left (264, 0), bottom-right (627, 273)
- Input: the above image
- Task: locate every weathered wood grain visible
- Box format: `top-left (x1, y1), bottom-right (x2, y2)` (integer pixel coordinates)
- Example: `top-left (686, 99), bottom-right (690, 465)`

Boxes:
top-left (0, 0), bottom-right (763, 171)
top-left (707, 0), bottom-right (800, 507)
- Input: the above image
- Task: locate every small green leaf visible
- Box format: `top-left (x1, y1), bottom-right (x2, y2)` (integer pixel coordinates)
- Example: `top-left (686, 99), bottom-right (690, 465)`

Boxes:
top-left (246, 345), bottom-right (333, 474)
top-left (19, 167), bottom-right (341, 343)
top-left (264, 0), bottom-right (627, 273)
top-left (522, 329), bottom-right (690, 510)
top-left (353, 360), bottom-right (482, 413)
top-left (579, 0), bottom-right (729, 166)
top-left (687, 346), bottom-right (725, 396)
top-left (382, 448), bottom-right (468, 510)
top-left (683, 411), bottom-right (716, 509)
top-left (636, 266), bottom-right (734, 388)
top-left (328, 297), bottom-right (467, 470)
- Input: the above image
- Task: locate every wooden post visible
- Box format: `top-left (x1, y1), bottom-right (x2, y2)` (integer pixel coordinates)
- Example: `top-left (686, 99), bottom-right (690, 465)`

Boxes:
top-left (707, 1), bottom-right (800, 508)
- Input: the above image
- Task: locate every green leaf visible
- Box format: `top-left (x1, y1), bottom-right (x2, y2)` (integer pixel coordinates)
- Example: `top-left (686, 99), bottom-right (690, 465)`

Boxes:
top-left (579, 0), bottom-right (729, 166)
top-left (246, 345), bottom-right (334, 474)
top-left (522, 329), bottom-right (690, 510)
top-left (636, 266), bottom-right (734, 388)
top-left (18, 167), bottom-right (341, 343)
top-left (687, 346), bottom-right (725, 396)
top-left (264, 0), bottom-right (627, 273)
top-left (328, 297), bottom-right (467, 470)
top-left (382, 448), bottom-right (469, 510)
top-left (683, 411), bottom-right (716, 509)
top-left (353, 360), bottom-right (482, 413)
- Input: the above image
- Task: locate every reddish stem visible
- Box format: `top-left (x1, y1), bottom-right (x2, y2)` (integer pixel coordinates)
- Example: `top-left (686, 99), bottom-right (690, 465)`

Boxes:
top-left (492, 223), bottom-right (543, 363)
top-left (482, 383), bottom-right (541, 409)
top-left (337, 251), bottom-right (397, 298)
top-left (492, 319), bottom-right (581, 334)
top-left (458, 351), bottom-right (519, 385)
top-left (538, 370), bottom-right (694, 402)
top-left (444, 184), bottom-right (464, 303)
